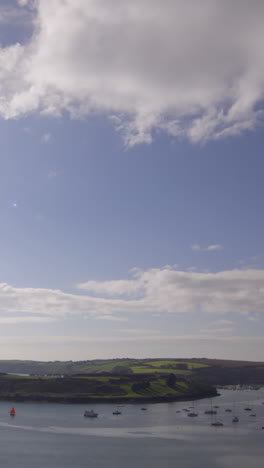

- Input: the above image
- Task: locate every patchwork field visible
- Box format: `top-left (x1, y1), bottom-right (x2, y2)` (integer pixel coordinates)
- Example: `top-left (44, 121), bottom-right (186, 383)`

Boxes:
top-left (0, 372), bottom-right (216, 403)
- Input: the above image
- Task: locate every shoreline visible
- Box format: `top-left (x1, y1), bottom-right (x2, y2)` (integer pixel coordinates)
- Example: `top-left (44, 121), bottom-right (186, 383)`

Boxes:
top-left (0, 389), bottom-right (218, 404)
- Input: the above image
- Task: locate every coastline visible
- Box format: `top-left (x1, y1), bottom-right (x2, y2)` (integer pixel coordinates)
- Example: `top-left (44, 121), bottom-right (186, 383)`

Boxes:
top-left (0, 388), bottom-right (218, 404)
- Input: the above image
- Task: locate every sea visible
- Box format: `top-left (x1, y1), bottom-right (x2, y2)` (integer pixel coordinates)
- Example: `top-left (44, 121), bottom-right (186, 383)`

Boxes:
top-left (1, 388), bottom-right (264, 467)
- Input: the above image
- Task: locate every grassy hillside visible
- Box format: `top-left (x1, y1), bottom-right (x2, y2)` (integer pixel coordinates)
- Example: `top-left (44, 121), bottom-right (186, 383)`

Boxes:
top-left (0, 358), bottom-right (209, 376)
top-left (0, 373), bottom-right (216, 403)
top-left (0, 358), bottom-right (264, 386)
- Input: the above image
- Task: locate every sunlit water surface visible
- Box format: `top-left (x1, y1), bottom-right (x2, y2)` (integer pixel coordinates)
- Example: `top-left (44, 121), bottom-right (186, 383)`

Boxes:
top-left (1, 388), bottom-right (264, 467)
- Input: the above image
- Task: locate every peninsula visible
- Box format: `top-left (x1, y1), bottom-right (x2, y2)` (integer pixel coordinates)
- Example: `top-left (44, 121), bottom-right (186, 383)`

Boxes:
top-left (0, 357), bottom-right (263, 403)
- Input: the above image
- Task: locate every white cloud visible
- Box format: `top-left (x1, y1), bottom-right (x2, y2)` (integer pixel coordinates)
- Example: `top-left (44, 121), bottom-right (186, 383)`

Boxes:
top-left (191, 244), bottom-right (223, 252)
top-left (17, 0), bottom-right (30, 6)
top-left (0, 1), bottom-right (264, 145)
top-left (0, 266), bottom-right (264, 323)
top-left (78, 279), bottom-right (143, 297)
top-left (76, 267), bottom-right (264, 316)
top-left (206, 244), bottom-right (223, 251)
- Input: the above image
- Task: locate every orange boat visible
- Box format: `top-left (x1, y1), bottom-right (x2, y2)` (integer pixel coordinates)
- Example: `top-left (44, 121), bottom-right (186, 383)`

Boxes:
top-left (9, 407), bottom-right (16, 416)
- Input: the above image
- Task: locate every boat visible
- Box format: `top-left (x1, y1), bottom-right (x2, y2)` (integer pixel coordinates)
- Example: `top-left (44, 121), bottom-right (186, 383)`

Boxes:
top-left (232, 416), bottom-right (239, 423)
top-left (205, 399), bottom-right (217, 415)
top-left (9, 407), bottom-right (16, 416)
top-left (84, 410), bottom-right (98, 418)
top-left (113, 408), bottom-right (122, 415)
top-left (244, 407), bottom-right (252, 411)
top-left (140, 407), bottom-right (147, 411)
top-left (249, 413), bottom-right (256, 417)
top-left (187, 412), bottom-right (198, 417)
top-left (211, 421), bottom-right (223, 426)
top-left (225, 409), bottom-right (232, 412)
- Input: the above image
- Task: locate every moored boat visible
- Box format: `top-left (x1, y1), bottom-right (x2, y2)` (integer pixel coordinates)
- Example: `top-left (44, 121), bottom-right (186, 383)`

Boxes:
top-left (211, 421), bottom-right (223, 426)
top-left (84, 409), bottom-right (98, 418)
top-left (9, 407), bottom-right (16, 416)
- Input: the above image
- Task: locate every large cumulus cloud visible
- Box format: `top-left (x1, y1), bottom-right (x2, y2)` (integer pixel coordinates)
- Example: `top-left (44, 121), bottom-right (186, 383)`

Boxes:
top-left (0, 0), bottom-right (264, 145)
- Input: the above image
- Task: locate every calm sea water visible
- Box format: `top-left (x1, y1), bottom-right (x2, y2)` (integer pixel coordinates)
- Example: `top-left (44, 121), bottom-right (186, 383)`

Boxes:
top-left (0, 388), bottom-right (264, 468)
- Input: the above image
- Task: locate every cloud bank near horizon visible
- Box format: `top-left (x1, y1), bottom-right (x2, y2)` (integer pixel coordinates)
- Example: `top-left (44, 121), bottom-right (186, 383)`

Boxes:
top-left (1, 0), bottom-right (264, 145)
top-left (0, 266), bottom-right (263, 323)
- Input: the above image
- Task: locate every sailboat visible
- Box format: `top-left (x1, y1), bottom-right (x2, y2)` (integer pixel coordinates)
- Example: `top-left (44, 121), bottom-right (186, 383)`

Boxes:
top-left (9, 407), bottom-right (16, 416)
top-left (187, 400), bottom-right (198, 417)
top-left (205, 399), bottom-right (217, 415)
top-left (210, 405), bottom-right (223, 426)
top-left (211, 420), bottom-right (224, 426)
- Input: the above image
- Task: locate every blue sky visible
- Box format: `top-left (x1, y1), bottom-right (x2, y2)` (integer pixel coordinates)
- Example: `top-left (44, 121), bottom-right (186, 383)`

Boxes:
top-left (0, 0), bottom-right (264, 361)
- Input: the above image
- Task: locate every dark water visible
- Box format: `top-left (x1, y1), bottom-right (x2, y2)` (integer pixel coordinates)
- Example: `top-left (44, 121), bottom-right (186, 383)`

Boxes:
top-left (1, 389), bottom-right (264, 467)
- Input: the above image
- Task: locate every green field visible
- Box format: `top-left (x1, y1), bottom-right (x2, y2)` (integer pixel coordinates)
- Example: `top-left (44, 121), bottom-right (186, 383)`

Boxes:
top-left (0, 373), bottom-right (217, 403)
top-left (0, 358), bottom-right (208, 376)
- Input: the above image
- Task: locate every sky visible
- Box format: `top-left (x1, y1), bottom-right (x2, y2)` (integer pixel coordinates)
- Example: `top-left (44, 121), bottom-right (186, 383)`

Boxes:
top-left (0, 0), bottom-right (264, 362)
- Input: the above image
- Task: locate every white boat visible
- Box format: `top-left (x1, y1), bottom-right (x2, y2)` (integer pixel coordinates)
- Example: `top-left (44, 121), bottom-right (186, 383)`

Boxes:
top-left (84, 410), bottom-right (98, 418)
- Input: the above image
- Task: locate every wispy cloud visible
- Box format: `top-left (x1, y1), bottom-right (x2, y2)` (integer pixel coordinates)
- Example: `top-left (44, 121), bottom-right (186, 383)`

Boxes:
top-left (0, 316), bottom-right (57, 324)
top-left (191, 244), bottom-right (223, 252)
top-left (48, 169), bottom-right (58, 178)
top-left (0, 3), bottom-right (32, 25)
top-left (212, 319), bottom-right (235, 326)
top-left (1, 333), bottom-right (263, 346)
top-left (206, 244), bottom-right (223, 251)
top-left (200, 327), bottom-right (234, 334)
top-left (0, 1), bottom-right (264, 145)
top-left (41, 132), bottom-right (51, 143)
top-left (95, 315), bottom-right (128, 322)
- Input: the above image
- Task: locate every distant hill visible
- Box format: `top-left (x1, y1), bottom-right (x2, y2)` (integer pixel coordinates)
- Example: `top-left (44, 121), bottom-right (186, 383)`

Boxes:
top-left (0, 358), bottom-right (205, 376)
top-left (0, 358), bottom-right (263, 386)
